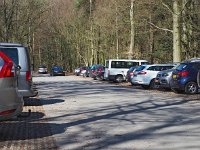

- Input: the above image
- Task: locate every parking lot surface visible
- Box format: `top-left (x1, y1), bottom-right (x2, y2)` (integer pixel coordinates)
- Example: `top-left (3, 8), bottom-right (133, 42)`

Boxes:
top-left (1, 75), bottom-right (200, 150)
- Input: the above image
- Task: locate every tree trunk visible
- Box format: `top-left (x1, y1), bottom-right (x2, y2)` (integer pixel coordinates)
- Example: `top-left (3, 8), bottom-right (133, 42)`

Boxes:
top-left (173, 0), bottom-right (181, 62)
top-left (115, 0), bottom-right (119, 59)
top-left (90, 0), bottom-right (94, 65)
top-left (149, 13), bottom-right (154, 64)
top-left (129, 0), bottom-right (135, 60)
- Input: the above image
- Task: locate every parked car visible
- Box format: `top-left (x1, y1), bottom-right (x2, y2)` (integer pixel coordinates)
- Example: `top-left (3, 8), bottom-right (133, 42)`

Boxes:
top-left (83, 67), bottom-right (91, 77)
top-left (0, 51), bottom-right (23, 120)
top-left (38, 65), bottom-right (48, 74)
top-left (0, 42), bottom-right (37, 98)
top-left (79, 66), bottom-right (87, 76)
top-left (74, 66), bottom-right (86, 76)
top-left (51, 66), bottom-right (65, 76)
top-left (74, 67), bottom-right (80, 76)
top-left (155, 64), bottom-right (179, 89)
top-left (105, 59), bottom-right (149, 83)
top-left (89, 64), bottom-right (101, 78)
top-left (131, 64), bottom-right (175, 89)
top-left (95, 65), bottom-right (105, 80)
top-left (126, 67), bottom-right (137, 83)
top-left (170, 58), bottom-right (200, 94)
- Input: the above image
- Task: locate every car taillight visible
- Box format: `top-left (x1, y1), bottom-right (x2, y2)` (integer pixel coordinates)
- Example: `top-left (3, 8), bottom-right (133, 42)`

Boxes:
top-left (138, 71), bottom-right (146, 75)
top-left (0, 51), bottom-right (14, 78)
top-left (26, 71), bottom-right (31, 81)
top-left (0, 109), bottom-right (16, 116)
top-left (178, 71), bottom-right (189, 77)
top-left (130, 72), bottom-right (134, 76)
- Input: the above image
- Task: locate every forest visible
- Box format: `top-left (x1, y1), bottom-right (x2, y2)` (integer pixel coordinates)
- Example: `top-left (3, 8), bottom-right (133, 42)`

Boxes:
top-left (0, 0), bottom-right (199, 71)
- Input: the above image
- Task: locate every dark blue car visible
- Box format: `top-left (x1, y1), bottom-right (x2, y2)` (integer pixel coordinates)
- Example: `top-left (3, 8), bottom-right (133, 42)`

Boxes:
top-left (51, 66), bottom-right (65, 76)
top-left (170, 58), bottom-right (200, 94)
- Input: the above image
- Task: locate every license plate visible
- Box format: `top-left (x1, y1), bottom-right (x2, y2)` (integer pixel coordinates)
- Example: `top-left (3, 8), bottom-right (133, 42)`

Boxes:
top-left (172, 75), bottom-right (177, 79)
top-left (155, 79), bottom-right (159, 83)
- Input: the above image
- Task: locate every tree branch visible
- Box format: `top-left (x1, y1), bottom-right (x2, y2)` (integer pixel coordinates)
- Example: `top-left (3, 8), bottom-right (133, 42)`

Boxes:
top-left (148, 22), bottom-right (173, 33)
top-left (161, 0), bottom-right (173, 14)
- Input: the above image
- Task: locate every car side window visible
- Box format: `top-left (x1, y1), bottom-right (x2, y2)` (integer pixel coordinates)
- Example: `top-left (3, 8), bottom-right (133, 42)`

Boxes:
top-left (147, 66), bottom-right (156, 71)
top-left (192, 63), bottom-right (200, 70)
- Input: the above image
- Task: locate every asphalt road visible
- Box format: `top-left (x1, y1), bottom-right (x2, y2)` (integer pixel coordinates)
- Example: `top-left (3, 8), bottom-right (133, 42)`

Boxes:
top-left (33, 75), bottom-right (200, 150)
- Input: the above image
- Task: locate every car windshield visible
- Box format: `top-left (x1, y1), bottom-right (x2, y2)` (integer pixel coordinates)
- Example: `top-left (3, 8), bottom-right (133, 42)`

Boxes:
top-left (53, 66), bottom-right (63, 71)
top-left (128, 67), bottom-right (135, 72)
top-left (176, 63), bottom-right (188, 71)
top-left (135, 65), bottom-right (146, 71)
top-left (39, 65), bottom-right (46, 68)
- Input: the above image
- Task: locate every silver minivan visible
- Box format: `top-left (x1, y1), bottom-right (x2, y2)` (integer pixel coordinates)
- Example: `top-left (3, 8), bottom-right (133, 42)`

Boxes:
top-left (0, 43), bottom-right (38, 97)
top-left (0, 51), bottom-right (23, 120)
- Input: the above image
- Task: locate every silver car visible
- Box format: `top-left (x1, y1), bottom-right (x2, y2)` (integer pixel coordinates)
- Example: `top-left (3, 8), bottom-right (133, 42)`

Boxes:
top-left (0, 51), bottom-right (23, 120)
top-left (155, 69), bottom-right (175, 89)
top-left (155, 64), bottom-right (179, 89)
top-left (0, 43), bottom-right (38, 97)
top-left (38, 65), bottom-right (48, 74)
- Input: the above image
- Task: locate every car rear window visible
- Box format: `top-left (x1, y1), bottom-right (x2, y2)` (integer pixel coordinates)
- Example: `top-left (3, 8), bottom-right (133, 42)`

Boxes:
top-left (147, 65), bottom-right (174, 71)
top-left (176, 63), bottom-right (188, 71)
top-left (0, 48), bottom-right (18, 65)
top-left (39, 65), bottom-right (46, 68)
top-left (135, 65), bottom-right (146, 71)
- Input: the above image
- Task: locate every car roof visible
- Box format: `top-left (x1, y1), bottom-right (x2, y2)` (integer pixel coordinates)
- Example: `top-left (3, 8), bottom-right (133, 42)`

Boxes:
top-left (0, 42), bottom-right (24, 47)
top-left (182, 58), bottom-right (200, 63)
top-left (106, 59), bottom-right (148, 62)
top-left (145, 64), bottom-right (175, 67)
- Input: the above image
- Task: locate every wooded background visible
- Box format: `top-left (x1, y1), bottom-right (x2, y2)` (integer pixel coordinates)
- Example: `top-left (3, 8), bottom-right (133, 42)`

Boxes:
top-left (0, 0), bottom-right (199, 71)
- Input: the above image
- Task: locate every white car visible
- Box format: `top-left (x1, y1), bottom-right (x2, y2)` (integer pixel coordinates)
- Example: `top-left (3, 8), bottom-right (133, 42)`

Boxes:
top-left (131, 64), bottom-right (175, 89)
top-left (105, 59), bottom-right (149, 83)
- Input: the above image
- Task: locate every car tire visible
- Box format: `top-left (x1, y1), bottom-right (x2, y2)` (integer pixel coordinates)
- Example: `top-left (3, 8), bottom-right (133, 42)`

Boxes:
top-left (115, 75), bottom-right (123, 83)
top-left (149, 79), bottom-right (156, 89)
top-left (184, 82), bottom-right (198, 94)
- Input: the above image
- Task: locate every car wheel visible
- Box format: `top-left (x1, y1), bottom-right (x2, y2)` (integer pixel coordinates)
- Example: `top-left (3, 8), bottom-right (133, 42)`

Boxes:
top-left (184, 82), bottom-right (198, 94)
top-left (115, 75), bottom-right (123, 83)
top-left (149, 79), bottom-right (157, 89)
top-left (96, 76), bottom-right (100, 80)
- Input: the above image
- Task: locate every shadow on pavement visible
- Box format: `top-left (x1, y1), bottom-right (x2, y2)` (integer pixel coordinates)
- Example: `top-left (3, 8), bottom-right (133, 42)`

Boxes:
top-left (24, 97), bottom-right (64, 106)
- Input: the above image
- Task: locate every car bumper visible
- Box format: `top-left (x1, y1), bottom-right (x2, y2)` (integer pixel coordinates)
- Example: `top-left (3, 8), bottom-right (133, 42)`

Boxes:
top-left (18, 87), bottom-right (38, 98)
top-left (0, 98), bottom-right (23, 121)
top-left (170, 79), bottom-right (185, 90)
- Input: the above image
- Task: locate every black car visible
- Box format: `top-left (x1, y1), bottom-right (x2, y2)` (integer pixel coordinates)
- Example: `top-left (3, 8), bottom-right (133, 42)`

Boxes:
top-left (51, 66), bottom-right (65, 76)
